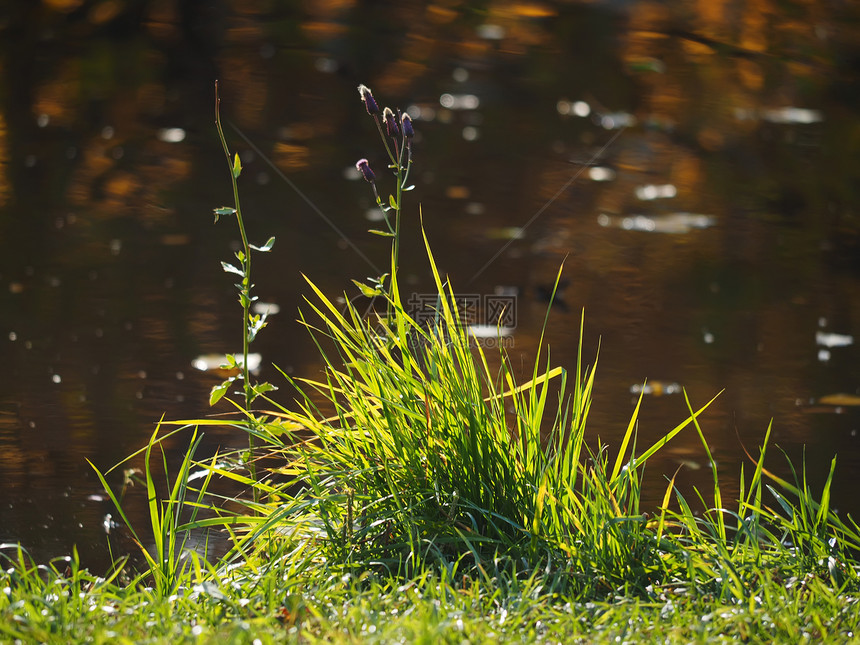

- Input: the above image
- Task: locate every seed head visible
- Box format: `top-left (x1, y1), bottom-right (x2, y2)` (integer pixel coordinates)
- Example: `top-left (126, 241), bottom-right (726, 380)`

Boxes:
top-left (355, 158), bottom-right (375, 183)
top-left (383, 107), bottom-right (400, 138)
top-left (357, 84), bottom-right (379, 115)
top-left (401, 113), bottom-right (414, 139)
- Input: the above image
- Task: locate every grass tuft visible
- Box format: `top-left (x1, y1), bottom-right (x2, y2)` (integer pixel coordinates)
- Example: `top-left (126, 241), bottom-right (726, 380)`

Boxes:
top-left (3, 82), bottom-right (858, 642)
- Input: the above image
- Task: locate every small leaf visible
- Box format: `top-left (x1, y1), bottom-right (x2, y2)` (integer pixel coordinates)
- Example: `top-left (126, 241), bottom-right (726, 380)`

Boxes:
top-left (403, 185), bottom-right (415, 191)
top-left (250, 236), bottom-right (276, 252)
top-left (369, 273), bottom-right (389, 287)
top-left (213, 206), bottom-right (236, 224)
top-left (351, 280), bottom-right (383, 298)
top-left (250, 382), bottom-right (278, 402)
top-left (221, 262), bottom-right (245, 277)
top-left (232, 153), bottom-right (242, 178)
top-left (368, 229), bottom-right (395, 237)
top-left (209, 380), bottom-right (232, 406)
top-left (389, 194), bottom-right (398, 210)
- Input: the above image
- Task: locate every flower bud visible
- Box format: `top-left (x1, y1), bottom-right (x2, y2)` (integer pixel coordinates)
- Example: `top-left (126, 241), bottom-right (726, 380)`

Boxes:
top-left (355, 158), bottom-right (375, 183)
top-left (383, 107), bottom-right (400, 138)
top-left (357, 84), bottom-right (379, 115)
top-left (401, 113), bottom-right (414, 139)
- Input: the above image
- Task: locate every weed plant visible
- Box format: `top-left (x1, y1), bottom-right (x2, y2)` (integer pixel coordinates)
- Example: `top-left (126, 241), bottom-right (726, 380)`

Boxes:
top-left (2, 83), bottom-right (859, 643)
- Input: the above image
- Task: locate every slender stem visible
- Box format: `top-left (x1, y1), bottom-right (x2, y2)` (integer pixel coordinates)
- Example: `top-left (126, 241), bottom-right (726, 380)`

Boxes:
top-left (374, 115), bottom-right (397, 166)
top-left (214, 82), bottom-right (257, 491)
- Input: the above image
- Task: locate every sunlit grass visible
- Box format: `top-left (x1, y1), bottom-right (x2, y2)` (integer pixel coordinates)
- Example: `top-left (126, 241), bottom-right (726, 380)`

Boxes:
top-left (2, 82), bottom-right (858, 643)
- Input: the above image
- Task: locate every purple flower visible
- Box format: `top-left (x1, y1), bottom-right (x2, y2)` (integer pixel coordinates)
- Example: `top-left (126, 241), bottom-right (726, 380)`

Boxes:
top-left (357, 84), bottom-right (379, 115)
top-left (401, 113), bottom-right (414, 139)
top-left (355, 158), bottom-right (375, 183)
top-left (383, 107), bottom-right (400, 138)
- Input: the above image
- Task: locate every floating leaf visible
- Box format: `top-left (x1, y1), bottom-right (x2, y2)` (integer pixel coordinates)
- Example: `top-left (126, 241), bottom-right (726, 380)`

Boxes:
top-left (251, 236), bottom-right (276, 252)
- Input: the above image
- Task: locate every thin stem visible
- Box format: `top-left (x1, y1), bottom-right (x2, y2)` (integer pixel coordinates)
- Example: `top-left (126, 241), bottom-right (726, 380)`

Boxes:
top-left (214, 81), bottom-right (257, 492)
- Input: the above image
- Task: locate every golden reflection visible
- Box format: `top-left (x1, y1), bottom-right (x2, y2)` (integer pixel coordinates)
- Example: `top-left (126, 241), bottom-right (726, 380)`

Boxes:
top-left (88, 0), bottom-right (123, 25)
top-left (33, 60), bottom-right (79, 128)
top-left (67, 138), bottom-right (115, 206)
top-left (301, 21), bottom-right (349, 40)
top-left (305, 0), bottom-right (356, 17)
top-left (220, 57), bottom-right (268, 129)
top-left (736, 58), bottom-right (763, 90)
top-left (42, 0), bottom-right (84, 12)
top-left (143, 0), bottom-right (180, 39)
top-left (272, 143), bottom-right (310, 172)
top-left (739, 0), bottom-right (769, 54)
top-left (0, 113), bottom-right (8, 207)
top-left (693, 0), bottom-right (731, 42)
top-left (426, 4), bottom-right (458, 25)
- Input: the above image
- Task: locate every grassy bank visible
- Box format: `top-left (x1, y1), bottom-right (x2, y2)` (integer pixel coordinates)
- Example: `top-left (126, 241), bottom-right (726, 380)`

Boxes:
top-left (2, 543), bottom-right (858, 643)
top-left (2, 84), bottom-right (859, 643)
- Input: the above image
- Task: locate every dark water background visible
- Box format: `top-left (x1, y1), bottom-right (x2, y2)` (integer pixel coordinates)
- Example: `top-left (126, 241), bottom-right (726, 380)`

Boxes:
top-left (1, 0), bottom-right (859, 571)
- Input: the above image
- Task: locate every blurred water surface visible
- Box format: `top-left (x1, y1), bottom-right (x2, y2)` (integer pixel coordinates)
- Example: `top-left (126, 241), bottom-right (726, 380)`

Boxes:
top-left (1, 0), bottom-right (859, 570)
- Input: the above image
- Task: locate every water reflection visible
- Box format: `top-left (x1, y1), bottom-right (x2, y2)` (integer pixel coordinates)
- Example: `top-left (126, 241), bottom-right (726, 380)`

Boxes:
top-left (0, 0), bottom-right (859, 570)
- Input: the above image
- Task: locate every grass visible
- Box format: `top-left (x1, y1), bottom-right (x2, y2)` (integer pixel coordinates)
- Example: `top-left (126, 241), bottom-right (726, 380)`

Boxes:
top-left (2, 83), bottom-right (859, 643)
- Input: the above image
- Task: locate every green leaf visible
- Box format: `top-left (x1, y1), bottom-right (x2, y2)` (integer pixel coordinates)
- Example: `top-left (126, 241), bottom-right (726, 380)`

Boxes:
top-left (213, 206), bottom-right (236, 223)
top-left (351, 279), bottom-right (383, 298)
top-left (250, 382), bottom-right (278, 402)
top-left (221, 261), bottom-right (245, 277)
top-left (389, 194), bottom-right (398, 210)
top-left (209, 380), bottom-right (232, 406)
top-left (250, 236), bottom-right (276, 252)
top-left (368, 229), bottom-right (395, 237)
top-left (232, 153), bottom-right (242, 178)
top-left (369, 273), bottom-right (389, 287)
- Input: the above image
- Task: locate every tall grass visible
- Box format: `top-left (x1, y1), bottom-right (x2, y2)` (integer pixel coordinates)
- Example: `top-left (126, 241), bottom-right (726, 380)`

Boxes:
top-left (14, 81), bottom-right (855, 640)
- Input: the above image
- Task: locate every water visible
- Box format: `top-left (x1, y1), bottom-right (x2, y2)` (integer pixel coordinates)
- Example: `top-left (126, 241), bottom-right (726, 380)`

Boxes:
top-left (1, 1), bottom-right (859, 570)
